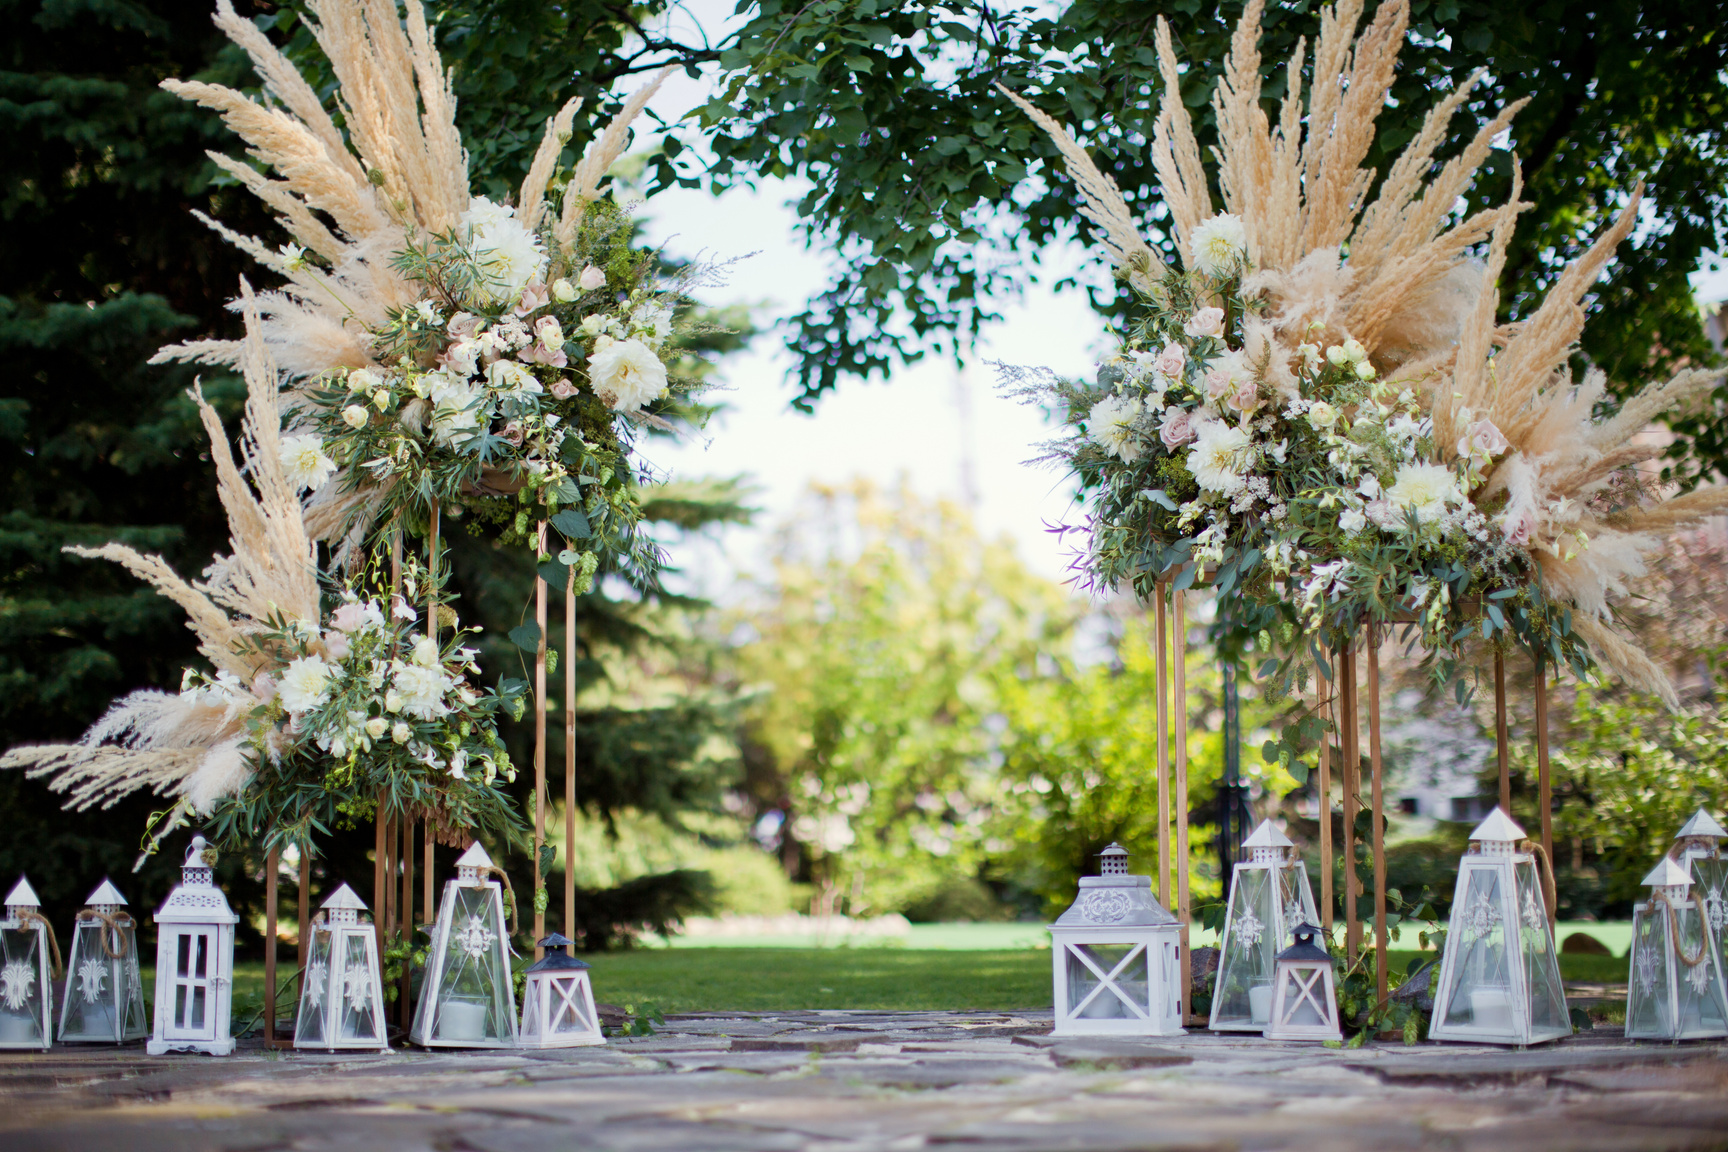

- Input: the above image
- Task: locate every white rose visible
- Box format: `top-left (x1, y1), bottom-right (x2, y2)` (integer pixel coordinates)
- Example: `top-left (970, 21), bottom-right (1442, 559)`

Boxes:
top-left (1354, 359), bottom-right (1376, 381)
top-left (365, 716), bottom-right (388, 739)
top-left (1306, 401), bottom-right (1339, 430)
top-left (1326, 344), bottom-right (1351, 367)
top-left (1342, 339), bottom-right (1368, 364)
top-left (1189, 213), bottom-right (1249, 278)
top-left (580, 314), bottom-right (607, 337)
top-left (391, 721), bottom-right (411, 745)
top-left (412, 635), bottom-right (439, 667)
top-left (587, 336), bottom-right (669, 412)
top-left (278, 434), bottom-right (336, 492)
top-left (551, 278), bottom-right (577, 303)
top-left (341, 404), bottom-right (368, 429)
top-left (384, 690), bottom-right (404, 713)
top-left (348, 367), bottom-right (380, 394)
top-left (279, 655), bottom-right (333, 713)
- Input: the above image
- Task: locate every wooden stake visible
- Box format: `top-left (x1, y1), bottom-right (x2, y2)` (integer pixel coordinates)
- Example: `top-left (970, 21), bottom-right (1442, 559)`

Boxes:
top-left (534, 522), bottom-right (548, 960)
top-left (1318, 654), bottom-right (1333, 935)
top-left (1494, 649), bottom-right (1511, 815)
top-left (424, 823), bottom-right (434, 942)
top-left (1366, 624), bottom-right (1387, 1008)
top-left (297, 850), bottom-right (310, 973)
top-left (565, 571), bottom-right (578, 957)
top-left (1341, 643), bottom-right (1360, 963)
top-left (1174, 588), bottom-right (1192, 1022)
top-left (1535, 658), bottom-right (1554, 917)
top-left (264, 845), bottom-right (279, 1044)
top-left (1155, 584), bottom-right (1170, 908)
top-left (383, 810), bottom-right (398, 939)
top-left (374, 792), bottom-right (388, 951)
top-left (400, 814), bottom-right (414, 1031)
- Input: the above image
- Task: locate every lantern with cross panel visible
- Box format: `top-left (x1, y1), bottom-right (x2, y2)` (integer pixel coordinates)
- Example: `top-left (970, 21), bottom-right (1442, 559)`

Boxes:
top-left (1262, 922), bottom-right (1342, 1042)
top-left (1048, 844), bottom-right (1184, 1036)
top-left (58, 879), bottom-right (147, 1045)
top-left (0, 877), bottom-right (53, 1050)
top-left (518, 933), bottom-right (604, 1048)
top-left (147, 836), bottom-right (237, 1056)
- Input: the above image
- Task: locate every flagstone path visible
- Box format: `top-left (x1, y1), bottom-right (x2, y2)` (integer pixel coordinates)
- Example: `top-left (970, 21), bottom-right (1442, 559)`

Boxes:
top-left (1, 1012), bottom-right (1724, 1151)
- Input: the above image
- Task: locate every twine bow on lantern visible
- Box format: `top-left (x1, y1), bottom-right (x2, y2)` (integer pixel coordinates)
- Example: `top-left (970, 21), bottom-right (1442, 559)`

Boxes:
top-left (18, 909), bottom-right (64, 982)
top-left (1647, 892), bottom-right (1712, 971)
top-left (1521, 840), bottom-right (1560, 929)
top-left (76, 908), bottom-right (135, 962)
top-left (474, 864), bottom-right (520, 937)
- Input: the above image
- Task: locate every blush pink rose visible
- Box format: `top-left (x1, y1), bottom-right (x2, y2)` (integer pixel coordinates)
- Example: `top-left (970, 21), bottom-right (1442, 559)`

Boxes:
top-left (1155, 341), bottom-right (1186, 379)
top-left (1183, 307), bottom-right (1225, 338)
top-left (1160, 408), bottom-right (1196, 448)
top-left (252, 672), bottom-right (277, 702)
top-left (1464, 417), bottom-right (1509, 458)
top-left (579, 264), bottom-right (607, 291)
top-left (549, 379), bottom-right (577, 399)
top-left (501, 421), bottom-right (525, 447)
top-left (446, 311), bottom-right (483, 340)
top-left (513, 281), bottom-right (550, 317)
top-left (1228, 377), bottom-right (1260, 414)
top-left (1501, 507), bottom-right (1536, 546)
top-left (1205, 369), bottom-right (1234, 400)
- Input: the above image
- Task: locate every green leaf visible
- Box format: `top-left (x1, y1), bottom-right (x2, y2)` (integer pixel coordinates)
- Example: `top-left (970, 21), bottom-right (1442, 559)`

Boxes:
top-left (538, 559), bottom-right (569, 589)
top-left (550, 508), bottom-right (591, 539)
top-left (508, 622), bottom-right (542, 653)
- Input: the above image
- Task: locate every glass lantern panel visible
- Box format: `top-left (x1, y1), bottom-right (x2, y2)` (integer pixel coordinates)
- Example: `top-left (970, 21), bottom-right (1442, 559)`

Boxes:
top-left (120, 933), bottom-right (147, 1039)
top-left (1276, 963), bottom-right (1330, 1028)
top-left (1674, 902), bottom-right (1728, 1036)
top-left (430, 886), bottom-right (512, 1043)
top-left (1437, 866), bottom-right (1513, 1032)
top-left (0, 926), bottom-right (46, 1045)
top-left (338, 933), bottom-right (380, 1042)
top-left (1513, 861), bottom-right (1568, 1037)
top-left (1065, 943), bottom-right (1149, 1019)
top-left (1215, 867), bottom-right (1277, 1025)
top-left (549, 974), bottom-right (594, 1035)
top-left (60, 922), bottom-right (142, 1042)
top-left (1694, 856), bottom-right (1728, 965)
top-left (294, 929), bottom-right (333, 1046)
top-left (1275, 864), bottom-right (1319, 935)
top-left (1626, 905), bottom-right (1674, 1038)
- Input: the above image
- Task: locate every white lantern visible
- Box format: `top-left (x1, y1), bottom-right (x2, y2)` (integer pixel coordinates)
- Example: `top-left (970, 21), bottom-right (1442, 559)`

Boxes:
top-left (58, 879), bottom-right (148, 1044)
top-left (0, 877), bottom-right (53, 1050)
top-left (1673, 808), bottom-right (1726, 965)
top-left (1625, 856), bottom-right (1728, 1041)
top-left (294, 884), bottom-right (390, 1053)
top-left (1428, 808), bottom-right (1569, 1046)
top-left (147, 835), bottom-right (237, 1056)
top-left (1209, 819), bottom-right (1319, 1031)
top-left (409, 841), bottom-right (517, 1048)
top-left (1263, 922), bottom-right (1343, 1043)
top-left (518, 933), bottom-right (603, 1048)
top-left (1049, 844), bottom-right (1184, 1036)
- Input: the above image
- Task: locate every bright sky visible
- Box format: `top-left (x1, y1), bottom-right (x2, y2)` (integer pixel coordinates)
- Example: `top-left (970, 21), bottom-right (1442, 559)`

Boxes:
top-left (613, 9), bottom-right (1108, 597)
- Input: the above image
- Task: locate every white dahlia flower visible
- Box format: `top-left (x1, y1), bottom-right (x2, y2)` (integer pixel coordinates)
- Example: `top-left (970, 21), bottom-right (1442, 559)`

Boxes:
top-left (1186, 418), bottom-right (1251, 495)
top-left (1385, 462), bottom-right (1464, 525)
top-left (279, 655), bottom-right (333, 714)
top-left (587, 336), bottom-right (669, 412)
top-left (278, 434), bottom-right (336, 492)
top-left (1086, 392), bottom-right (1144, 463)
top-left (1189, 213), bottom-right (1248, 278)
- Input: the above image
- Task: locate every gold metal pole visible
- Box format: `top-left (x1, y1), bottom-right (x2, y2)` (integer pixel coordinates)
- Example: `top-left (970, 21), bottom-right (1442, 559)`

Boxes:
top-left (1495, 649), bottom-right (1511, 815)
top-left (565, 570), bottom-right (578, 956)
top-left (1318, 654), bottom-right (1333, 935)
top-left (533, 522), bottom-right (548, 959)
top-left (1155, 583), bottom-right (1170, 908)
top-left (1174, 588), bottom-right (1192, 1022)
top-left (1535, 658), bottom-right (1554, 917)
top-left (264, 845), bottom-right (279, 1044)
top-left (1341, 642), bottom-right (1360, 963)
top-left (1366, 624), bottom-right (1387, 1008)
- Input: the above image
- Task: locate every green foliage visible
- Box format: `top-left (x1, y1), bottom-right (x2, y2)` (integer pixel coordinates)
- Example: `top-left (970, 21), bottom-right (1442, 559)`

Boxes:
top-left (702, 0), bottom-right (1728, 478)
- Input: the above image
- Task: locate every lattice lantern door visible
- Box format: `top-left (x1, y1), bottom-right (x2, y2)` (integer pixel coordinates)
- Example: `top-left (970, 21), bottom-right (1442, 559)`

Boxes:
top-left (1049, 845), bottom-right (1184, 1037)
top-left (410, 842), bottom-right (517, 1048)
top-left (58, 880), bottom-right (147, 1044)
top-left (148, 836), bottom-right (238, 1056)
top-left (0, 877), bottom-right (53, 1050)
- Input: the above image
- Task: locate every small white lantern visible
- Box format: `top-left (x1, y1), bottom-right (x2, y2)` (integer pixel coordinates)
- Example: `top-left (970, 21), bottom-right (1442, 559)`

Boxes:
top-left (1263, 922), bottom-right (1343, 1042)
top-left (518, 933), bottom-right (603, 1048)
top-left (147, 835), bottom-right (237, 1056)
top-left (1673, 808), bottom-right (1726, 965)
top-left (1625, 856), bottom-right (1728, 1041)
top-left (1428, 808), bottom-right (1569, 1046)
top-left (409, 841), bottom-right (517, 1048)
top-left (294, 884), bottom-right (390, 1053)
top-left (0, 877), bottom-right (54, 1050)
top-left (1049, 844), bottom-right (1184, 1036)
top-left (1210, 819), bottom-right (1319, 1031)
top-left (58, 879), bottom-right (147, 1044)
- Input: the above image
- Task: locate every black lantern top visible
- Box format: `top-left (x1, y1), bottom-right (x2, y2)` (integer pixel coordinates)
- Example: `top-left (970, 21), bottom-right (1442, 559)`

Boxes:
top-left (525, 932), bottom-right (590, 972)
top-left (1276, 922), bottom-right (1332, 964)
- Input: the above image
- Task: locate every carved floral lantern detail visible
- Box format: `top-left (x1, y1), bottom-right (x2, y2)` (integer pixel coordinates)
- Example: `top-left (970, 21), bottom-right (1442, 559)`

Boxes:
top-left (1048, 844), bottom-right (1184, 1036)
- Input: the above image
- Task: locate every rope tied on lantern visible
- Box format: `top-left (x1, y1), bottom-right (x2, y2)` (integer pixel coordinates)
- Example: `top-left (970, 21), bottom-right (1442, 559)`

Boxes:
top-left (73, 907), bottom-right (133, 964)
top-left (474, 864), bottom-right (520, 937)
top-left (1521, 839), bottom-right (1559, 928)
top-left (18, 909), bottom-right (64, 980)
top-left (1646, 890), bottom-right (1711, 969)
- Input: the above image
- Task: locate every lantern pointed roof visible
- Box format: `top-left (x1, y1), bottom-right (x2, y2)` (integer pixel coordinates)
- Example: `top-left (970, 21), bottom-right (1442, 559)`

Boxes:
top-left (86, 879), bottom-right (127, 906)
top-left (456, 842), bottom-right (496, 870)
top-left (321, 883), bottom-right (368, 912)
top-left (5, 876), bottom-right (39, 907)
top-left (1642, 856), bottom-right (1693, 889)
top-left (1242, 819), bottom-right (1293, 849)
top-left (1676, 809), bottom-right (1727, 840)
top-left (1468, 808), bottom-right (1525, 843)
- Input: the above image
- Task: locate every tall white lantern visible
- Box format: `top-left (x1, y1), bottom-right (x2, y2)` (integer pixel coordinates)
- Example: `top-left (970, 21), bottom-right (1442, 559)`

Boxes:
top-left (518, 933), bottom-right (604, 1048)
top-left (1210, 819), bottom-right (1319, 1031)
top-left (1049, 844), bottom-right (1184, 1036)
top-left (1428, 808), bottom-right (1569, 1046)
top-left (0, 877), bottom-right (54, 1050)
top-left (147, 835), bottom-right (238, 1056)
top-left (1625, 856), bottom-right (1728, 1041)
top-left (295, 884), bottom-right (390, 1053)
top-left (410, 842), bottom-right (517, 1048)
top-left (1263, 922), bottom-right (1343, 1043)
top-left (1673, 808), bottom-right (1726, 965)
top-left (58, 879), bottom-right (148, 1044)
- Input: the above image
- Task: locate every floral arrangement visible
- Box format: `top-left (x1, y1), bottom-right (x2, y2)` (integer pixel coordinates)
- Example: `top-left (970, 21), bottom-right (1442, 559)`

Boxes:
top-left (151, 0), bottom-right (715, 584)
top-left (1000, 0), bottom-right (1728, 714)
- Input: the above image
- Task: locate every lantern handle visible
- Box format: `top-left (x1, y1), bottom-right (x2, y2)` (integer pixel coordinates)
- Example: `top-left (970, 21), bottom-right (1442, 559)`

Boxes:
top-left (74, 908), bottom-right (133, 963)
top-left (1648, 891), bottom-right (1711, 969)
top-left (475, 863), bottom-right (520, 937)
top-left (19, 909), bottom-right (63, 980)
top-left (1522, 840), bottom-right (1558, 927)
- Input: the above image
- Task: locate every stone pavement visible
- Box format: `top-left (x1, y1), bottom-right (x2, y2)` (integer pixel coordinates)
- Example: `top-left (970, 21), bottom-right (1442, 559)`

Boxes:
top-left (0, 1012), bottom-right (1724, 1152)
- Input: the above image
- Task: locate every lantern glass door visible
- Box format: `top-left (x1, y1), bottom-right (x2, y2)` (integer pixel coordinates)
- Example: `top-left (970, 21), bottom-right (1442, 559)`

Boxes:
top-left (1434, 867), bottom-right (1514, 1034)
top-left (428, 886), bottom-right (512, 1043)
top-left (338, 933), bottom-right (381, 1043)
top-left (294, 928), bottom-right (332, 1048)
top-left (1696, 856), bottom-right (1727, 958)
top-left (59, 920), bottom-right (146, 1042)
top-left (0, 925), bottom-right (47, 1047)
top-left (1214, 868), bottom-right (1276, 1026)
top-left (1066, 943), bottom-right (1150, 1020)
top-left (1514, 860), bottom-right (1569, 1037)
top-left (166, 929), bottom-right (217, 1039)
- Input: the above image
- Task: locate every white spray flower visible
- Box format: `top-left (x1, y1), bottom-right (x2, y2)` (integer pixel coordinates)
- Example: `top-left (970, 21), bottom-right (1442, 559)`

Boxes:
top-left (1385, 462), bottom-right (1464, 525)
top-left (1186, 418), bottom-right (1251, 495)
top-left (278, 434), bottom-right (336, 492)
